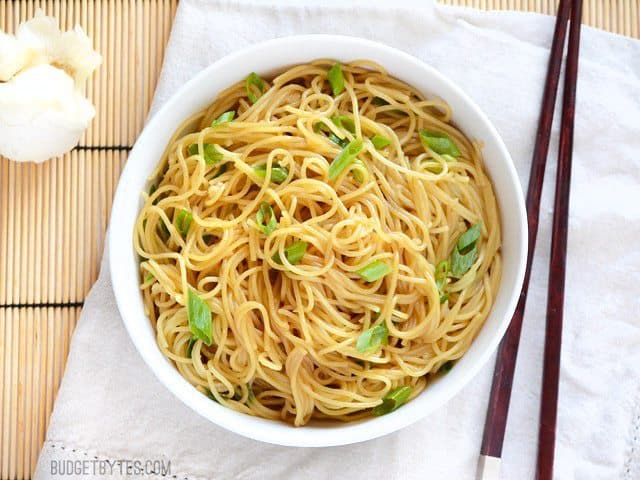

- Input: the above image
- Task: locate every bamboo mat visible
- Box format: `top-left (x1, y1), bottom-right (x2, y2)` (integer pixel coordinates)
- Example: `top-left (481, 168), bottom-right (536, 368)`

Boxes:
top-left (0, 1), bottom-right (637, 478)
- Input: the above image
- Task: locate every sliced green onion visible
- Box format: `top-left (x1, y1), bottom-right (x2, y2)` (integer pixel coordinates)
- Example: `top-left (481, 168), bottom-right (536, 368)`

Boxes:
top-left (256, 202), bottom-right (277, 236)
top-left (356, 260), bottom-right (391, 282)
top-left (313, 122), bottom-right (327, 133)
top-left (440, 292), bottom-right (450, 304)
top-left (356, 323), bottom-right (388, 352)
top-left (351, 159), bottom-right (367, 183)
top-left (187, 143), bottom-right (223, 165)
top-left (187, 289), bottom-right (212, 346)
top-left (424, 163), bottom-right (443, 174)
top-left (158, 220), bottom-right (170, 241)
top-left (315, 121), bottom-right (349, 148)
top-left (210, 110), bottom-right (236, 126)
top-left (213, 162), bottom-right (228, 178)
top-left (419, 129), bottom-right (461, 157)
top-left (175, 208), bottom-right (193, 236)
top-left (149, 183), bottom-right (164, 205)
top-left (245, 72), bottom-right (265, 104)
top-left (371, 386), bottom-right (412, 416)
top-left (328, 133), bottom-right (349, 148)
top-left (449, 223), bottom-right (481, 277)
top-left (273, 240), bottom-right (308, 265)
top-left (457, 223), bottom-right (481, 253)
top-left (253, 162), bottom-right (289, 183)
top-left (331, 115), bottom-right (356, 133)
top-left (206, 389), bottom-right (218, 402)
top-left (440, 360), bottom-right (454, 374)
top-left (143, 272), bottom-right (154, 283)
top-left (450, 247), bottom-right (477, 277)
top-left (371, 134), bottom-right (391, 150)
top-left (327, 63), bottom-right (345, 96)
top-left (247, 383), bottom-right (255, 402)
top-left (372, 96), bottom-right (390, 106)
top-left (186, 337), bottom-right (196, 356)
top-left (202, 234), bottom-right (215, 245)
top-left (328, 138), bottom-right (363, 180)
top-left (435, 260), bottom-right (449, 292)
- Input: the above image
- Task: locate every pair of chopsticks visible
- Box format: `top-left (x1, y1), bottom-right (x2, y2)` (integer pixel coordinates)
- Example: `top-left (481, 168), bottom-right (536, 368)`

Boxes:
top-left (478, 0), bottom-right (583, 479)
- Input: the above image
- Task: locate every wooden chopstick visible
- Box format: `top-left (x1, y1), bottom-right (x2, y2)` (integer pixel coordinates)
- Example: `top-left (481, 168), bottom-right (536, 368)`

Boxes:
top-left (477, 1), bottom-right (573, 478)
top-left (536, 0), bottom-right (583, 479)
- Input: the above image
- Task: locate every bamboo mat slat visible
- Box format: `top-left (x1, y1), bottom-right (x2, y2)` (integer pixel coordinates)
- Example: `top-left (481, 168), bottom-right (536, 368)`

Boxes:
top-left (0, 308), bottom-right (81, 480)
top-left (0, 1), bottom-right (637, 478)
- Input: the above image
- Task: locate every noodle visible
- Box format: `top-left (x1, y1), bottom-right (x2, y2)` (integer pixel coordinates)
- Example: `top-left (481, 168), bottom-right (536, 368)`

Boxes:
top-left (134, 60), bottom-right (502, 426)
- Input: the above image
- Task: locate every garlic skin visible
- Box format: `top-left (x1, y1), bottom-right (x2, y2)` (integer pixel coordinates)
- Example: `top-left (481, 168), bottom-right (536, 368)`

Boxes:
top-left (0, 32), bottom-right (31, 81)
top-left (0, 10), bottom-right (101, 163)
top-left (14, 11), bottom-right (102, 86)
top-left (0, 64), bottom-right (95, 163)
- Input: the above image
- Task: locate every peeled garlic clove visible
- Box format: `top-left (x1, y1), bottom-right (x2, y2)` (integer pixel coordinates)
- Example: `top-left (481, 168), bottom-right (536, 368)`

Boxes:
top-left (0, 31), bottom-right (31, 81)
top-left (0, 64), bottom-right (95, 163)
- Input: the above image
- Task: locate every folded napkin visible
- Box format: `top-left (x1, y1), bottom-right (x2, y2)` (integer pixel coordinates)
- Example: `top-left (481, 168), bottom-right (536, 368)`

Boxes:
top-left (35, 1), bottom-right (640, 479)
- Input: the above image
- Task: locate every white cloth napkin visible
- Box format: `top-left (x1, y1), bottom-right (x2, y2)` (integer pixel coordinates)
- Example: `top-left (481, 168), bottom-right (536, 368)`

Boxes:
top-left (35, 1), bottom-right (640, 479)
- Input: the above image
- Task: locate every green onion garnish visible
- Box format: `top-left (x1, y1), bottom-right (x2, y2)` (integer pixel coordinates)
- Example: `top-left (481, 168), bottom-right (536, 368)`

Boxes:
top-left (331, 115), bottom-right (356, 133)
top-left (371, 386), bottom-right (412, 416)
top-left (186, 337), bottom-right (196, 357)
top-left (440, 360), bottom-right (454, 374)
top-left (245, 72), bottom-right (265, 104)
top-left (144, 272), bottom-right (154, 283)
top-left (327, 63), bottom-right (345, 96)
top-left (202, 234), bottom-right (215, 245)
top-left (328, 138), bottom-right (363, 180)
top-left (175, 209), bottom-right (193, 236)
top-left (440, 292), bottom-right (450, 304)
top-left (419, 129), bottom-right (461, 157)
top-left (313, 122), bottom-right (327, 133)
top-left (372, 96), bottom-right (390, 106)
top-left (210, 110), bottom-right (236, 126)
top-left (315, 121), bottom-right (349, 148)
top-left (450, 248), bottom-right (476, 277)
top-left (356, 323), bottom-right (388, 352)
top-left (450, 223), bottom-right (481, 277)
top-left (206, 389), bottom-right (218, 402)
top-left (256, 202), bottom-right (277, 236)
top-left (435, 260), bottom-right (449, 293)
top-left (247, 383), bottom-right (255, 402)
top-left (213, 162), bottom-right (228, 178)
top-left (273, 240), bottom-right (308, 265)
top-left (371, 134), bottom-right (391, 150)
top-left (253, 162), bottom-right (289, 183)
top-left (187, 289), bottom-right (212, 346)
top-left (187, 143), bottom-right (223, 165)
top-left (328, 133), bottom-right (349, 148)
top-left (356, 260), bottom-right (391, 282)
top-left (457, 223), bottom-right (481, 253)
top-left (351, 159), bottom-right (367, 183)
top-left (158, 220), bottom-right (170, 241)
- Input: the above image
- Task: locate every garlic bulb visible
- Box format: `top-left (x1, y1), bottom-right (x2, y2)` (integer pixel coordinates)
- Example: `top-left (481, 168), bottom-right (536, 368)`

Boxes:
top-left (0, 65), bottom-right (96, 163)
top-left (0, 32), bottom-right (31, 81)
top-left (0, 10), bottom-right (101, 163)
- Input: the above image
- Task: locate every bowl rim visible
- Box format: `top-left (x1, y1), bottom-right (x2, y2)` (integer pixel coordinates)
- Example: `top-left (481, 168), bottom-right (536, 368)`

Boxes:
top-left (109, 34), bottom-right (527, 447)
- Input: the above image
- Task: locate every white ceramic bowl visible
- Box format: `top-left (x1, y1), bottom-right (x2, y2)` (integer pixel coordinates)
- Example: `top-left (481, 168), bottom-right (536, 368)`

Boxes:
top-left (109, 34), bottom-right (527, 447)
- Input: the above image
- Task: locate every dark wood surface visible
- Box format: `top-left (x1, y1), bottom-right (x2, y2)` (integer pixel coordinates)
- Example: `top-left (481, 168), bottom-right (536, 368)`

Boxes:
top-left (480, 0), bottom-right (572, 460)
top-left (536, 0), bottom-right (583, 478)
